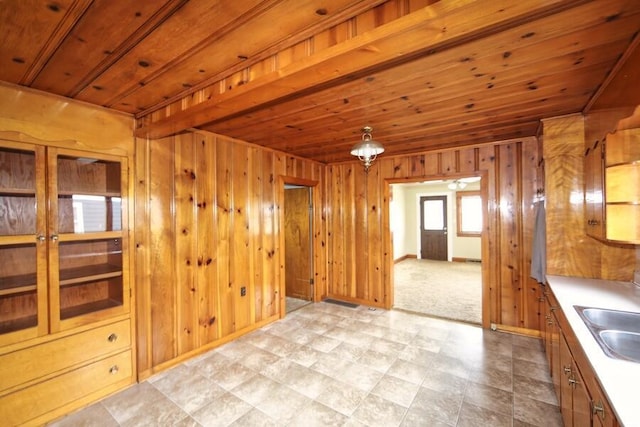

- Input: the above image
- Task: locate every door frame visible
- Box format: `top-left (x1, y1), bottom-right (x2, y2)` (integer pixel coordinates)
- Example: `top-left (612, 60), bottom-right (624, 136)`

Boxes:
top-left (416, 192), bottom-right (454, 261)
top-left (278, 176), bottom-right (319, 318)
top-left (385, 172), bottom-right (489, 329)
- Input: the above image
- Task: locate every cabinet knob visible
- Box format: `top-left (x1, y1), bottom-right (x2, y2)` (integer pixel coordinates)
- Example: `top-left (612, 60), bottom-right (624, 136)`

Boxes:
top-left (109, 365), bottom-right (119, 375)
top-left (50, 234), bottom-right (59, 241)
top-left (592, 401), bottom-right (605, 421)
top-left (108, 333), bottom-right (118, 342)
top-left (568, 377), bottom-right (577, 388)
top-left (36, 234), bottom-right (46, 242)
top-left (563, 366), bottom-right (572, 375)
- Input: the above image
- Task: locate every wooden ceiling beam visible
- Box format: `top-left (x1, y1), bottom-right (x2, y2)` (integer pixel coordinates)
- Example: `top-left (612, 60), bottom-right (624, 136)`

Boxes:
top-left (135, 0), bottom-right (590, 139)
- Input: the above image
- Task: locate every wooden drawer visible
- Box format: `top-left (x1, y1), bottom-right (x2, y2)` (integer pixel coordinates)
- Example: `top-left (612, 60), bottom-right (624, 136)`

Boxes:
top-left (0, 349), bottom-right (132, 426)
top-left (0, 319), bottom-right (130, 392)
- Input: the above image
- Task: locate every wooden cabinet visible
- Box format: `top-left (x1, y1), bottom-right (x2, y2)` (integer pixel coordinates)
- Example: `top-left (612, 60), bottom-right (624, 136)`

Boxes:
top-left (584, 139), bottom-right (605, 239)
top-left (603, 128), bottom-right (640, 244)
top-left (543, 287), bottom-right (619, 427)
top-left (0, 136), bottom-right (133, 425)
top-left (584, 125), bottom-right (640, 244)
top-left (0, 141), bottom-right (130, 344)
top-left (542, 289), bottom-right (561, 397)
top-left (559, 332), bottom-right (591, 427)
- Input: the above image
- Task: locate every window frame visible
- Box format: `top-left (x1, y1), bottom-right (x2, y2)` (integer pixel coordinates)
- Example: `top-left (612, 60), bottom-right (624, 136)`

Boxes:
top-left (456, 190), bottom-right (482, 237)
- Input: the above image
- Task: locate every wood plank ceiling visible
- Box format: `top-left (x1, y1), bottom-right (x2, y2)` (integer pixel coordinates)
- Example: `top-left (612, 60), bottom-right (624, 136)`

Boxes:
top-left (2, 0), bottom-right (639, 163)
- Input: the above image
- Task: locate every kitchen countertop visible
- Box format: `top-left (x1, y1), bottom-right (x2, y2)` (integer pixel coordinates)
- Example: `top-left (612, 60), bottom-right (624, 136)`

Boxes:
top-left (546, 275), bottom-right (640, 427)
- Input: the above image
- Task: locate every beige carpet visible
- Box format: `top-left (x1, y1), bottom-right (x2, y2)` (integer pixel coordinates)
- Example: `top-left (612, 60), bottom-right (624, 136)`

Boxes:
top-left (393, 258), bottom-right (482, 324)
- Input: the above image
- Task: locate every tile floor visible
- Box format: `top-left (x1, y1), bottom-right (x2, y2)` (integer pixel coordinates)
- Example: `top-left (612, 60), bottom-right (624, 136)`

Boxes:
top-left (49, 302), bottom-right (563, 427)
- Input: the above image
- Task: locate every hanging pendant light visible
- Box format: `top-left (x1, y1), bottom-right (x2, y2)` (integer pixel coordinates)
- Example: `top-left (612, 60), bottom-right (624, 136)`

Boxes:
top-left (350, 126), bottom-right (384, 171)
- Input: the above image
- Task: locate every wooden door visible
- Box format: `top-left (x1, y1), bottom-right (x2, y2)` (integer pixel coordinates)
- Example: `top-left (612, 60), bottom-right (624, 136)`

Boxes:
top-left (284, 187), bottom-right (312, 300)
top-left (420, 195), bottom-right (447, 260)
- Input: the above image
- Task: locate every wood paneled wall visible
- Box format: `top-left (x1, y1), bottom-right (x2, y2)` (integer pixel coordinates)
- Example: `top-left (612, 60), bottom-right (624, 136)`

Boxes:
top-left (134, 131), bottom-right (325, 377)
top-left (326, 137), bottom-right (544, 333)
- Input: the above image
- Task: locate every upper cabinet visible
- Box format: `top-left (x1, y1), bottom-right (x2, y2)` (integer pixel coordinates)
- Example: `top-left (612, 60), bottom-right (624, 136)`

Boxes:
top-left (585, 112), bottom-right (640, 245)
top-left (0, 139), bottom-right (130, 346)
top-left (604, 128), bottom-right (640, 244)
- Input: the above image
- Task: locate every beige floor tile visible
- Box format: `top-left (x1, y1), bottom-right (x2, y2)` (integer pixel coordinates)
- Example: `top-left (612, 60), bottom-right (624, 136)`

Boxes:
top-left (190, 392), bottom-right (252, 427)
top-left (370, 375), bottom-right (420, 407)
top-left (351, 393), bottom-right (407, 427)
top-left (47, 302), bottom-right (563, 427)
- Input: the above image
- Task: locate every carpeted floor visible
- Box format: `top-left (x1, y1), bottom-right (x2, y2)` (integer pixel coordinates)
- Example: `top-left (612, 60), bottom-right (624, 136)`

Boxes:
top-left (393, 258), bottom-right (482, 324)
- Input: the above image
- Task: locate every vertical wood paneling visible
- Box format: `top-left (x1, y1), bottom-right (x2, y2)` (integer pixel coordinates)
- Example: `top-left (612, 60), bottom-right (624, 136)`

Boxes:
top-left (260, 152), bottom-right (277, 318)
top-left (478, 145), bottom-right (499, 325)
top-left (521, 139), bottom-right (542, 330)
top-left (134, 138), bottom-right (151, 373)
top-left (440, 150), bottom-right (457, 173)
top-left (136, 131), bottom-right (326, 376)
top-left (459, 148), bottom-right (477, 174)
top-left (174, 134), bottom-right (197, 354)
top-left (354, 166), bottom-right (367, 300)
top-left (232, 145), bottom-right (251, 331)
top-left (149, 140), bottom-right (177, 366)
top-left (248, 146), bottom-right (261, 324)
top-left (497, 143), bottom-right (520, 327)
top-left (327, 138), bottom-right (542, 330)
top-left (215, 140), bottom-right (233, 337)
top-left (424, 152), bottom-right (439, 175)
top-left (367, 165), bottom-right (384, 304)
top-left (196, 134), bottom-right (218, 345)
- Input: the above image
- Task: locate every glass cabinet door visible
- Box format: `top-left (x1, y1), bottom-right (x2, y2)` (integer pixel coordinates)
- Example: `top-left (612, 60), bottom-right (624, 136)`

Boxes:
top-left (47, 148), bottom-right (128, 331)
top-left (0, 141), bottom-right (47, 345)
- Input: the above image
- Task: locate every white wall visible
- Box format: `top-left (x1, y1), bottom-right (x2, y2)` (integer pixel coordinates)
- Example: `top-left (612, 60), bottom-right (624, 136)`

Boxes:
top-left (391, 185), bottom-right (408, 260)
top-left (391, 180), bottom-right (482, 261)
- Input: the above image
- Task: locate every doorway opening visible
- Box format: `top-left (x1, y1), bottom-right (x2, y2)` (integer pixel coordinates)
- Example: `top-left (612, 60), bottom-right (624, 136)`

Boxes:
top-left (390, 177), bottom-right (483, 324)
top-left (284, 184), bottom-right (313, 314)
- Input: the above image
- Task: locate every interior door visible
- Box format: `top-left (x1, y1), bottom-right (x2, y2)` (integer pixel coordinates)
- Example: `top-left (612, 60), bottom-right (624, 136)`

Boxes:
top-left (420, 195), bottom-right (447, 260)
top-left (284, 187), bottom-right (312, 300)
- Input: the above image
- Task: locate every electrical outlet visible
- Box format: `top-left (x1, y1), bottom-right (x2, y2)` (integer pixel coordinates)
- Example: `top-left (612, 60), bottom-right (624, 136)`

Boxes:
top-left (240, 286), bottom-right (246, 296)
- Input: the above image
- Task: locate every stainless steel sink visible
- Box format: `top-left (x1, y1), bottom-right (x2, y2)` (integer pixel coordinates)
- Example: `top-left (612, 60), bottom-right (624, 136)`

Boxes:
top-left (581, 307), bottom-right (640, 333)
top-left (575, 306), bottom-right (640, 363)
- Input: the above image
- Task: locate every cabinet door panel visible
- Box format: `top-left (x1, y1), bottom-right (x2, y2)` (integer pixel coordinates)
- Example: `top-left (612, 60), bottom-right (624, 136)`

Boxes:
top-left (47, 148), bottom-right (128, 332)
top-left (0, 141), bottom-right (47, 345)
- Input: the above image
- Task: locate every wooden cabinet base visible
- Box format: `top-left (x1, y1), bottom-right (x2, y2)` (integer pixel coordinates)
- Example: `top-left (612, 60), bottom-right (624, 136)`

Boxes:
top-left (0, 350), bottom-right (133, 426)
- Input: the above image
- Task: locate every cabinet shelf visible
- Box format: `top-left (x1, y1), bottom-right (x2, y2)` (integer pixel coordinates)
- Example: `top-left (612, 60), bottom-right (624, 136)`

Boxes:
top-left (0, 187), bottom-right (36, 196)
top-left (0, 314), bottom-right (37, 335)
top-left (57, 190), bottom-right (121, 198)
top-left (59, 264), bottom-right (122, 287)
top-left (0, 273), bottom-right (37, 296)
top-left (60, 298), bottom-right (122, 320)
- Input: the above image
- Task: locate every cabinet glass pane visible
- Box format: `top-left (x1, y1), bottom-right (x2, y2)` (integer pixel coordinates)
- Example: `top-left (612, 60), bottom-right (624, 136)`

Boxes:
top-left (0, 243), bottom-right (38, 334)
top-left (58, 238), bottom-right (123, 319)
top-left (0, 147), bottom-right (37, 236)
top-left (57, 156), bottom-right (122, 234)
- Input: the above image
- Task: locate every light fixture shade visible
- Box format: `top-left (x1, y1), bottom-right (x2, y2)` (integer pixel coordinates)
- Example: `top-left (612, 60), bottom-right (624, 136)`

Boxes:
top-left (351, 126), bottom-right (384, 171)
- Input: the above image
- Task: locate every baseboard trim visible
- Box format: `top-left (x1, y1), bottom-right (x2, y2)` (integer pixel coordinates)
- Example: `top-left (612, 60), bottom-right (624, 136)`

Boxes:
top-left (452, 257), bottom-right (482, 263)
top-left (394, 254), bottom-right (416, 264)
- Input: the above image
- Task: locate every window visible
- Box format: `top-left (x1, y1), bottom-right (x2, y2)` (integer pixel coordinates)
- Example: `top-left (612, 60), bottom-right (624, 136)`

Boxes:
top-left (456, 191), bottom-right (482, 236)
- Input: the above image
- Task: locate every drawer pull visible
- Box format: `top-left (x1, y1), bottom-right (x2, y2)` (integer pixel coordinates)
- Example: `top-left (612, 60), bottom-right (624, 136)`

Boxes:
top-left (108, 333), bottom-right (118, 342)
top-left (109, 365), bottom-right (119, 375)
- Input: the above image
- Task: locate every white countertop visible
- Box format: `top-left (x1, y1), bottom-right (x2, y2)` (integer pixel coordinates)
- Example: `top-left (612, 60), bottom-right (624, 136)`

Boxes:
top-left (546, 275), bottom-right (640, 427)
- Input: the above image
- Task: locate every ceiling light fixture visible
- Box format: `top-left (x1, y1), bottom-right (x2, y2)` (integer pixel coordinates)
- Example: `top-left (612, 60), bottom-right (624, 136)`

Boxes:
top-left (351, 126), bottom-right (384, 172)
top-left (447, 180), bottom-right (467, 190)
